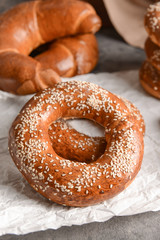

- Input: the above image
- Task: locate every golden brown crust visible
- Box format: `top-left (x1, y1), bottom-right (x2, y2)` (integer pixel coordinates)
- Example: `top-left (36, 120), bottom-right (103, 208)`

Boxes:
top-left (48, 98), bottom-right (145, 164)
top-left (35, 34), bottom-right (98, 78)
top-left (0, 0), bottom-right (101, 95)
top-left (145, 37), bottom-right (160, 70)
top-left (9, 81), bottom-right (144, 207)
top-left (144, 2), bottom-right (160, 47)
top-left (0, 1), bottom-right (42, 55)
top-left (140, 2), bottom-right (160, 99)
top-left (118, 97), bottom-right (145, 134)
top-left (36, 0), bottom-right (101, 42)
top-left (0, 51), bottom-right (61, 95)
top-left (140, 60), bottom-right (160, 99)
top-left (49, 119), bottom-right (106, 163)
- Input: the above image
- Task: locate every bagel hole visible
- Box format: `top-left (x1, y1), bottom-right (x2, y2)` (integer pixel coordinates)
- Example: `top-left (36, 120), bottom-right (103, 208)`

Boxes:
top-left (48, 118), bottom-right (106, 163)
top-left (67, 118), bottom-right (105, 137)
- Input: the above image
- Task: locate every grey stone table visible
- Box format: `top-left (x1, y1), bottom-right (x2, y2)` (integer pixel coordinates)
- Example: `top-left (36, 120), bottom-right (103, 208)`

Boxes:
top-left (0, 1), bottom-right (160, 240)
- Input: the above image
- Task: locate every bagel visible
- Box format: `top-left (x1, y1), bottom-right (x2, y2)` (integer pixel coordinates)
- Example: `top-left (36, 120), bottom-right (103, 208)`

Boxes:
top-left (0, 0), bottom-right (101, 95)
top-left (145, 37), bottom-right (160, 70)
top-left (140, 2), bottom-right (160, 99)
top-left (140, 60), bottom-right (160, 99)
top-left (48, 119), bottom-right (106, 163)
top-left (48, 99), bottom-right (145, 163)
top-left (9, 81), bottom-right (144, 206)
top-left (144, 2), bottom-right (160, 46)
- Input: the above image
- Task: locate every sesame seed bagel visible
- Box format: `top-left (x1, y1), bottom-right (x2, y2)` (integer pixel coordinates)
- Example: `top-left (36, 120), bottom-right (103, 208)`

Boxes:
top-left (145, 2), bottom-right (160, 47)
top-left (140, 60), bottom-right (160, 99)
top-left (48, 98), bottom-right (145, 163)
top-left (49, 119), bottom-right (106, 163)
top-left (145, 37), bottom-right (160, 70)
top-left (8, 81), bottom-right (144, 207)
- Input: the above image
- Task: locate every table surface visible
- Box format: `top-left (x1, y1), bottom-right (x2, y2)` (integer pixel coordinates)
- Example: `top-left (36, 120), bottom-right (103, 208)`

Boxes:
top-left (0, 1), bottom-right (160, 240)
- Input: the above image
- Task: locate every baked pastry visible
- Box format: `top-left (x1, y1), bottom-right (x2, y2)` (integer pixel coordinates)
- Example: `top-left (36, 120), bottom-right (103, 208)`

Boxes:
top-left (144, 2), bottom-right (160, 47)
top-left (0, 0), bottom-right (101, 95)
top-left (140, 2), bottom-right (160, 99)
top-left (35, 34), bottom-right (98, 78)
top-left (9, 81), bottom-right (144, 206)
top-left (145, 37), bottom-right (160, 70)
top-left (140, 60), bottom-right (160, 99)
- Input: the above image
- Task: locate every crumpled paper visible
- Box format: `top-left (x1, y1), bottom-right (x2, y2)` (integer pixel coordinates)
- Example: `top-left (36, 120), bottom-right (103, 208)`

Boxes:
top-left (0, 70), bottom-right (160, 236)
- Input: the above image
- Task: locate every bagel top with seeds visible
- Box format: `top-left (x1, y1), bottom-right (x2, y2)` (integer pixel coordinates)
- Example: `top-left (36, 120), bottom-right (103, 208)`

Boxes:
top-left (145, 37), bottom-right (160, 70)
top-left (140, 60), bottom-right (160, 99)
top-left (145, 2), bottom-right (160, 46)
top-left (8, 81), bottom-right (144, 207)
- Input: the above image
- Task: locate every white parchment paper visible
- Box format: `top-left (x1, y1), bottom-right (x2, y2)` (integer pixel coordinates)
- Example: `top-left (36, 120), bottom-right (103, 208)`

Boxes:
top-left (0, 70), bottom-right (160, 236)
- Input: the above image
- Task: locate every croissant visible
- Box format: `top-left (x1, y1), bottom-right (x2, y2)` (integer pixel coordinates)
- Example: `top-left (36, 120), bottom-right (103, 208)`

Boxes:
top-left (35, 33), bottom-right (98, 78)
top-left (0, 0), bottom-right (101, 95)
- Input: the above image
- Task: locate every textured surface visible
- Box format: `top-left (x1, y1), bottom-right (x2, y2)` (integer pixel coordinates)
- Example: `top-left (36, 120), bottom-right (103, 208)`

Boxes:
top-left (1, 70), bottom-right (160, 237)
top-left (1, 211), bottom-right (160, 240)
top-left (1, 0), bottom-right (160, 240)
